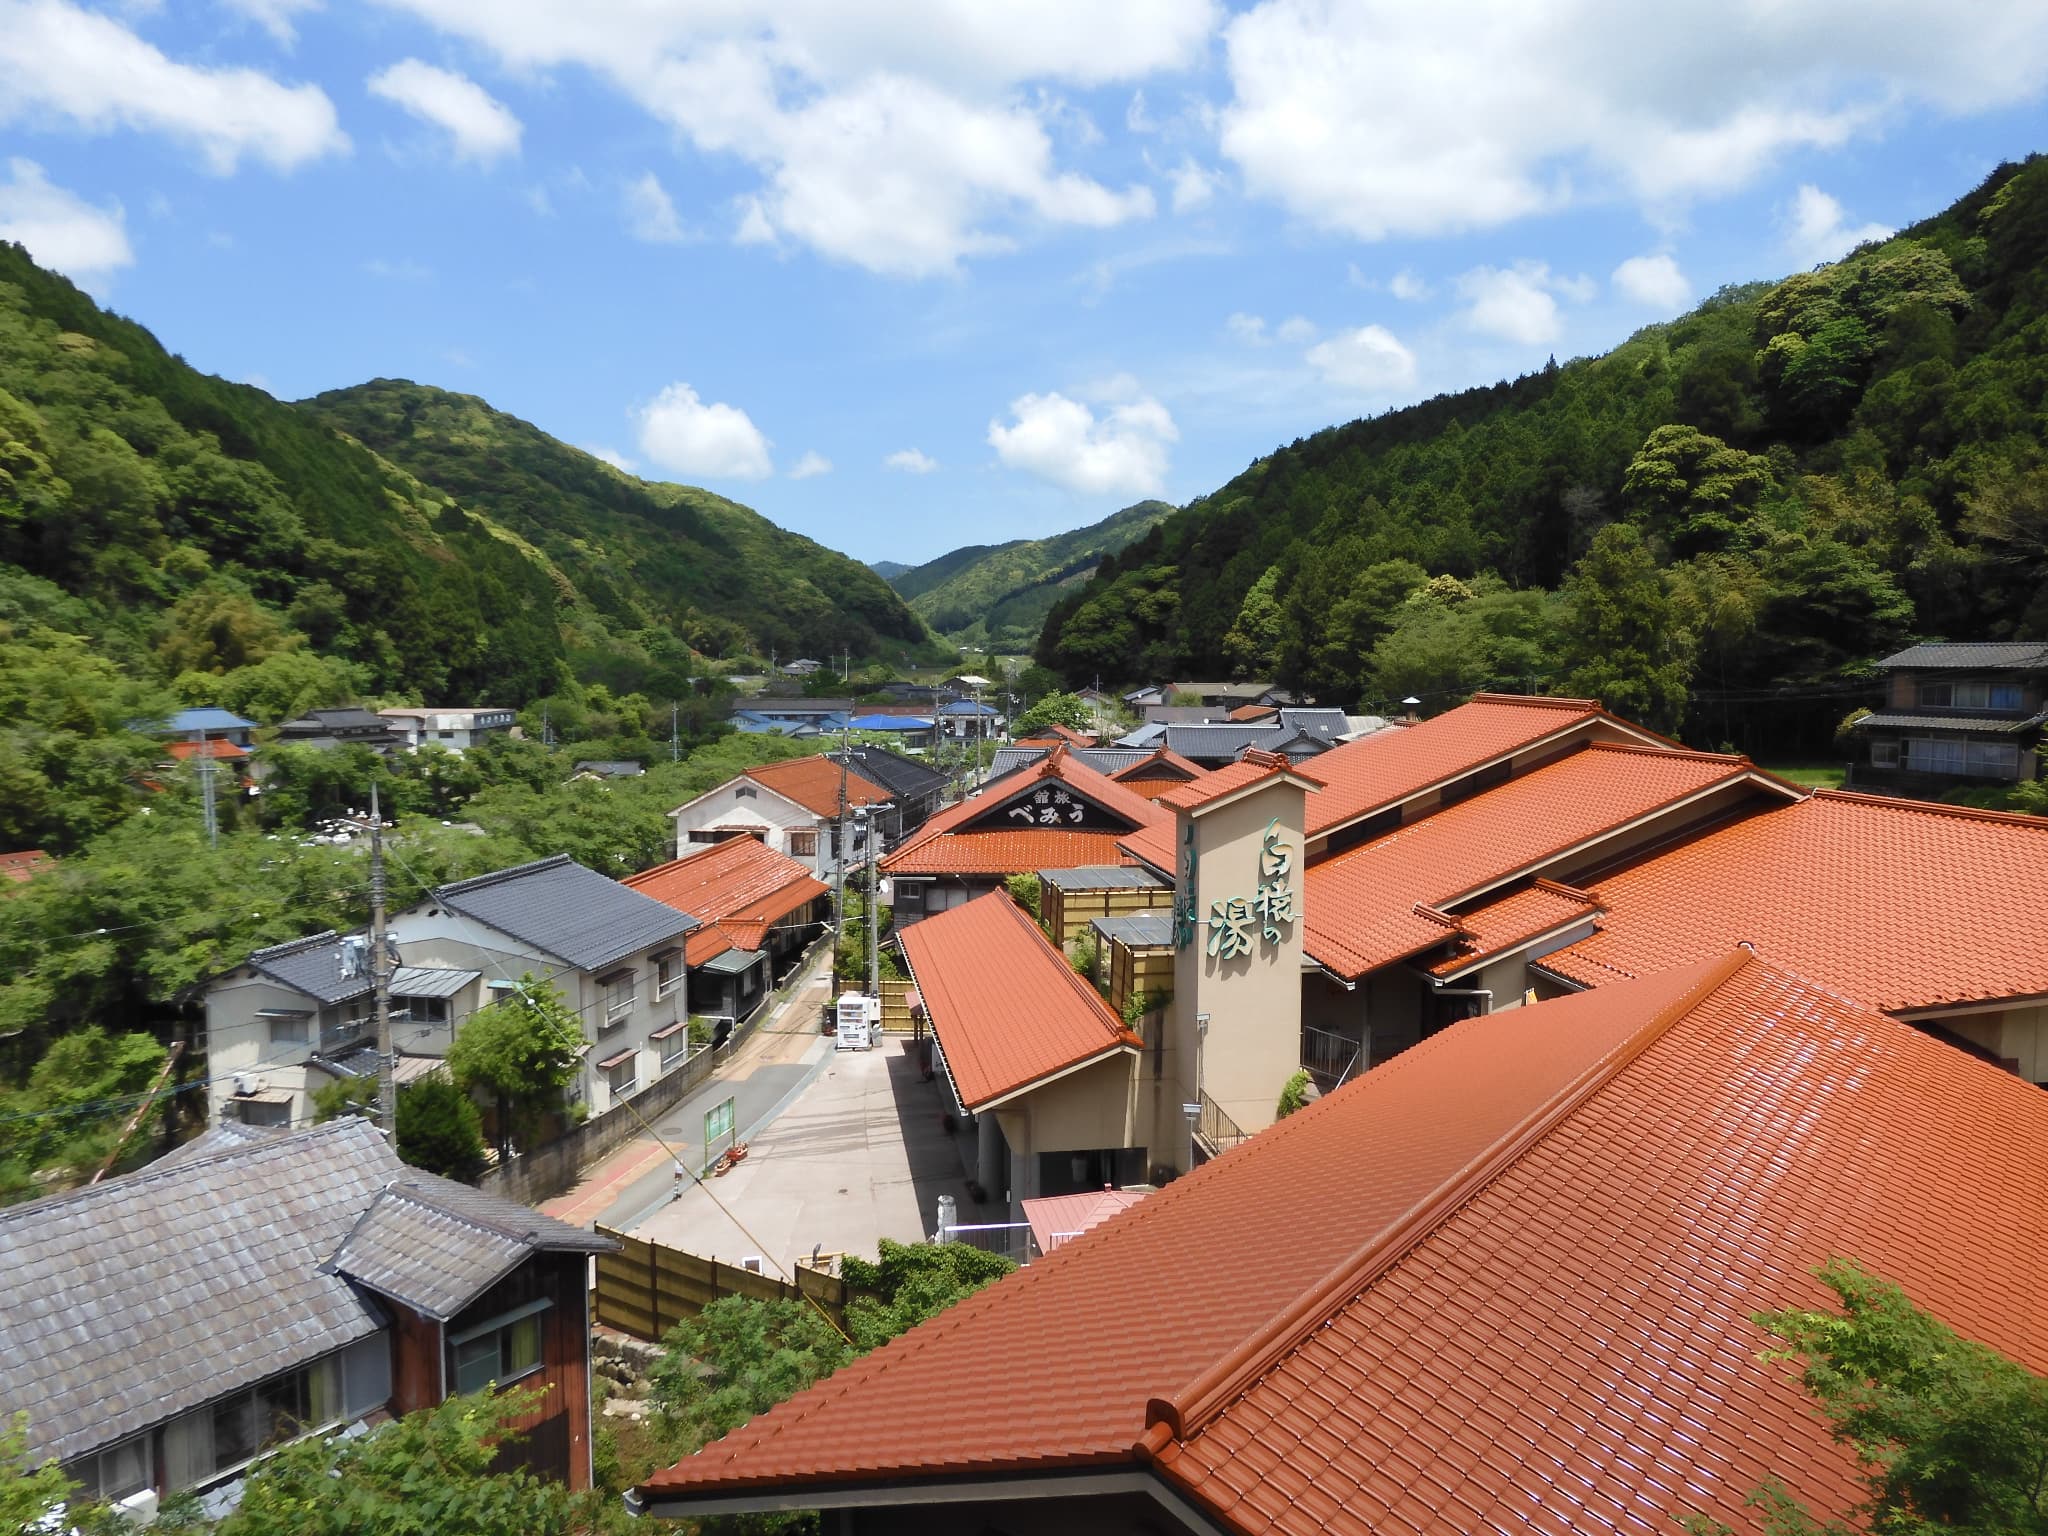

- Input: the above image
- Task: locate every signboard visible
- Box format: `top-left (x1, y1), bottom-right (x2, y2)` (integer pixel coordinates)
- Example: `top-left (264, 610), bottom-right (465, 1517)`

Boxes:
top-left (835, 991), bottom-right (873, 1051)
top-left (1205, 817), bottom-right (1296, 961)
top-left (703, 1097), bottom-right (736, 1162)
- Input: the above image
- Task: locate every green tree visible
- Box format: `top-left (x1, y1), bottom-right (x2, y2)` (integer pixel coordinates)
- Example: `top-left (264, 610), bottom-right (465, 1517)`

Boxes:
top-left (1623, 424), bottom-right (1776, 556)
top-left (220, 1388), bottom-right (624, 1536)
top-left (650, 1296), bottom-right (853, 1454)
top-left (0, 1411), bottom-right (73, 1531)
top-left (1222, 565), bottom-right (1284, 677)
top-left (1556, 525), bottom-right (1695, 734)
top-left (1013, 691), bottom-right (1092, 734)
top-left (1004, 872), bottom-right (1042, 919)
top-left (1687, 1261), bottom-right (2048, 1536)
top-left (837, 1239), bottom-right (1017, 1352)
top-left (396, 1069), bottom-right (486, 1180)
top-left (1275, 1070), bottom-right (1312, 1120)
top-left (445, 976), bottom-right (585, 1156)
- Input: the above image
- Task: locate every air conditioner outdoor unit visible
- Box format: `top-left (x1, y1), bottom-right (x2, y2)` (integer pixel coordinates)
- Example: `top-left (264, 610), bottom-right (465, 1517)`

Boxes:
top-left (233, 1072), bottom-right (261, 1097)
top-left (115, 1488), bottom-right (159, 1525)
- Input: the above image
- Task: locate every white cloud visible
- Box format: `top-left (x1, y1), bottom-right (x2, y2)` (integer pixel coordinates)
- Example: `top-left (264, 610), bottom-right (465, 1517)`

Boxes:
top-left (1455, 261), bottom-right (1589, 344)
top-left (368, 0), bottom-right (1214, 274)
top-left (0, 158), bottom-right (132, 286)
top-left (884, 447), bottom-right (939, 474)
top-left (733, 196), bottom-right (777, 248)
top-left (0, 0), bottom-right (347, 173)
top-left (1305, 325), bottom-right (1418, 396)
top-left (1217, 0), bottom-right (2048, 240)
top-left (987, 383), bottom-right (1177, 497)
top-left (1126, 89), bottom-right (1157, 133)
top-left (219, 0), bottom-right (320, 45)
top-left (1275, 314), bottom-right (1317, 344)
top-left (624, 172), bottom-right (687, 243)
top-left (1168, 156), bottom-right (1220, 213)
top-left (1612, 251), bottom-right (1691, 309)
top-left (1783, 183), bottom-right (1893, 266)
top-left (1226, 311), bottom-right (1268, 345)
top-left (1389, 269), bottom-right (1431, 301)
top-left (788, 450), bottom-right (832, 479)
top-left (583, 444), bottom-right (636, 472)
top-left (636, 383), bottom-right (773, 481)
top-left (367, 58), bottom-right (521, 163)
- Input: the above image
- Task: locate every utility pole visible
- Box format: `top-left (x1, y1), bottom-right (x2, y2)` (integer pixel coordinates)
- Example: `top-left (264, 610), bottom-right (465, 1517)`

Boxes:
top-left (368, 781), bottom-right (396, 1142)
top-left (670, 701), bottom-right (679, 763)
top-left (195, 729), bottom-right (218, 848)
top-left (831, 720), bottom-right (850, 994)
top-left (866, 812), bottom-right (880, 1001)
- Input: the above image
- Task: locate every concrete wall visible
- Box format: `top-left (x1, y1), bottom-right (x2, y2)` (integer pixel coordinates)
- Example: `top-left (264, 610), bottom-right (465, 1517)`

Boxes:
top-left (204, 973), bottom-right (343, 1126)
top-left (1166, 777), bottom-right (1309, 1154)
top-left (989, 1054), bottom-right (1137, 1210)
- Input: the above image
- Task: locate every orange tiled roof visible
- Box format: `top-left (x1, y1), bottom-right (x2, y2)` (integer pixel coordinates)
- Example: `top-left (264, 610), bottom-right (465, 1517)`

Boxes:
top-left (1226, 703), bottom-right (1278, 722)
top-left (1304, 744), bottom-right (1773, 978)
top-left (1019, 722), bottom-right (1097, 747)
top-left (738, 755), bottom-right (891, 819)
top-left (1022, 1186), bottom-right (1148, 1255)
top-left (883, 748), bottom-right (1171, 878)
top-left (164, 738), bottom-right (249, 761)
top-left (1303, 693), bottom-right (1629, 839)
top-left (1153, 749), bottom-right (1323, 815)
top-left (625, 838), bottom-right (828, 966)
top-left (1424, 878), bottom-right (1603, 978)
top-left (1539, 788), bottom-right (2048, 1012)
top-left (0, 850), bottom-right (53, 885)
top-left (638, 952), bottom-right (2048, 1533)
top-left (898, 891), bottom-right (1138, 1108)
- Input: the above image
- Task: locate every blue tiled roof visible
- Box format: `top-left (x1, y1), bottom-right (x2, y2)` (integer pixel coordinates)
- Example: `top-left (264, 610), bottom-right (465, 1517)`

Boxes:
top-left (162, 706), bottom-right (257, 733)
top-left (936, 700), bottom-right (1001, 716)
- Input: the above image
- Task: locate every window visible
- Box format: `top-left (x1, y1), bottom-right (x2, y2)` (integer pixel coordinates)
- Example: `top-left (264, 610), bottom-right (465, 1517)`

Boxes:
top-left (653, 1020), bottom-right (691, 1070)
top-left (601, 971), bottom-right (635, 1029)
top-left (162, 1340), bottom-right (382, 1491)
top-left (63, 1435), bottom-right (150, 1503)
top-left (686, 829), bottom-right (721, 845)
top-left (393, 995), bottom-right (448, 1027)
top-left (787, 829), bottom-right (818, 858)
top-left (1868, 739), bottom-right (1899, 767)
top-left (605, 1053), bottom-right (639, 1099)
top-left (450, 1304), bottom-right (548, 1396)
top-left (734, 785), bottom-right (758, 799)
top-left (1919, 680), bottom-right (2028, 711)
top-left (262, 1009), bottom-right (310, 1046)
top-left (654, 950), bottom-right (682, 999)
top-left (321, 998), bottom-right (372, 1051)
top-left (1905, 737), bottom-right (2020, 777)
top-left (236, 1098), bottom-right (291, 1128)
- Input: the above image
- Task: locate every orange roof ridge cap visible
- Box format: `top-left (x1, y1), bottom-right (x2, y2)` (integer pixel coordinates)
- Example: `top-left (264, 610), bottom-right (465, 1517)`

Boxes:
top-left (1814, 786), bottom-right (2048, 829)
top-left (1581, 740), bottom-right (1747, 766)
top-left (1146, 949), bottom-right (1758, 1448)
top-left (1528, 876), bottom-right (1599, 903)
top-left (1469, 692), bottom-right (1600, 711)
top-left (1410, 903), bottom-right (1462, 932)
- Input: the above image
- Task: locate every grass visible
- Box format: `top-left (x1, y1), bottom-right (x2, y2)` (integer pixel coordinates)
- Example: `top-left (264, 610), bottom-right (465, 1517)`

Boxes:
top-left (1756, 761), bottom-right (1847, 789)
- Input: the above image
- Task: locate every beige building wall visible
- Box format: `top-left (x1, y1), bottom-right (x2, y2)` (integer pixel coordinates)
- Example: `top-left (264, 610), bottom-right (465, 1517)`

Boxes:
top-left (1938, 1002), bottom-right (2048, 1085)
top-left (1161, 777), bottom-right (1309, 1158)
top-left (992, 1054), bottom-right (1139, 1203)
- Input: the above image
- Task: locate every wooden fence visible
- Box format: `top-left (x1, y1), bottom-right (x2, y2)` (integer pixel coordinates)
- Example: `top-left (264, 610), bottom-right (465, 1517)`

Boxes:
top-left (879, 976), bottom-right (914, 1032)
top-left (592, 1225), bottom-right (846, 1341)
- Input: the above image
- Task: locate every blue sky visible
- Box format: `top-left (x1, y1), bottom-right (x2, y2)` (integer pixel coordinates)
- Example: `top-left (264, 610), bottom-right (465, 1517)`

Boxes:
top-left (2, 2), bottom-right (2045, 567)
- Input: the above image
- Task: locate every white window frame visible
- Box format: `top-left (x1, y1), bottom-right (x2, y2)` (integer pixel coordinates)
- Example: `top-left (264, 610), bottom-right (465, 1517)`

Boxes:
top-left (601, 971), bottom-right (635, 1030)
top-left (263, 1010), bottom-right (311, 1046)
top-left (654, 951), bottom-right (682, 999)
top-left (605, 1054), bottom-right (639, 1099)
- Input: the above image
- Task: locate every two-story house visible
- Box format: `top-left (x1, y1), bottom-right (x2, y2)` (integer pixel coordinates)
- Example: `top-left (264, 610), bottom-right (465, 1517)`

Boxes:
top-left (0, 1117), bottom-right (615, 1518)
top-left (827, 745), bottom-right (950, 841)
top-left (1851, 640), bottom-right (2048, 789)
top-left (667, 755), bottom-right (893, 879)
top-left (375, 707), bottom-right (519, 751)
top-left (206, 856), bottom-right (701, 1128)
top-left (273, 707), bottom-right (409, 753)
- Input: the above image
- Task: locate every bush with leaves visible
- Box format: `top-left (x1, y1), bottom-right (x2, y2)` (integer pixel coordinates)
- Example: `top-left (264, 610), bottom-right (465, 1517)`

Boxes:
top-left (395, 1068), bottom-right (486, 1180)
top-left (1013, 691), bottom-right (1092, 735)
top-left (1004, 871), bottom-right (1041, 919)
top-left (1275, 1070), bottom-right (1313, 1120)
top-left (838, 1238), bottom-right (1017, 1352)
top-left (1684, 1260), bottom-right (2048, 1536)
top-left (446, 976), bottom-right (585, 1157)
top-left (650, 1296), bottom-right (853, 1455)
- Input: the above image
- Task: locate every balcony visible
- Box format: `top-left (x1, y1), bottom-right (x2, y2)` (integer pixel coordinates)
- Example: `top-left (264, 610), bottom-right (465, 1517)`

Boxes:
top-left (1301, 1024), bottom-right (1364, 1095)
top-left (320, 1013), bottom-right (373, 1052)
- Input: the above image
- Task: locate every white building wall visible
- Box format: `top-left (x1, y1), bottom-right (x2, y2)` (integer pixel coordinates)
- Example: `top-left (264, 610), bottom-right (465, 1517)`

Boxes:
top-left (668, 781), bottom-right (833, 878)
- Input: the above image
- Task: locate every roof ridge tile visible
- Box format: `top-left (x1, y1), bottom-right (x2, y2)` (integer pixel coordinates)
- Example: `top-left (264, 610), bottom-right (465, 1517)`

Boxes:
top-left (436, 852), bottom-right (575, 897)
top-left (1814, 786), bottom-right (2048, 830)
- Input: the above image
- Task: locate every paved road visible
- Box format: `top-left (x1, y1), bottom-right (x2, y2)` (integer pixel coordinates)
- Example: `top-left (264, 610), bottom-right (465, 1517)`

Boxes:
top-left (542, 949), bottom-right (840, 1231)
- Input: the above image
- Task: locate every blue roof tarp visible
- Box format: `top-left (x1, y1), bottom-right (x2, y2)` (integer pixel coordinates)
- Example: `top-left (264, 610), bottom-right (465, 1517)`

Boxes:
top-left (848, 715), bottom-right (933, 731)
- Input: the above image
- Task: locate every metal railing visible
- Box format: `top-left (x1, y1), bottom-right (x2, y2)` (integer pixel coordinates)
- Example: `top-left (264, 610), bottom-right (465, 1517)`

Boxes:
top-left (1195, 1090), bottom-right (1248, 1157)
top-left (1301, 1024), bottom-right (1363, 1090)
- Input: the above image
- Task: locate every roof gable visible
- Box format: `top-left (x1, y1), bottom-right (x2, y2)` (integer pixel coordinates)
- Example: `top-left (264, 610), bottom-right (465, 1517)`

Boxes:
top-left (738, 755), bottom-right (892, 817)
top-left (246, 929), bottom-right (377, 1005)
top-left (625, 840), bottom-right (828, 966)
top-left (827, 746), bottom-right (949, 800)
top-left (898, 891), bottom-right (1137, 1108)
top-left (884, 749), bottom-right (1173, 877)
top-left (435, 854), bottom-right (698, 973)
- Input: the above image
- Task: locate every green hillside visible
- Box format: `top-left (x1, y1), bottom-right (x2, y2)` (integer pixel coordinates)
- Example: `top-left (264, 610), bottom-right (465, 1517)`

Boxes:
top-left (1039, 156), bottom-right (2048, 755)
top-left (868, 558), bottom-right (912, 580)
top-left (303, 380), bottom-right (936, 671)
top-left (893, 499), bottom-right (1173, 647)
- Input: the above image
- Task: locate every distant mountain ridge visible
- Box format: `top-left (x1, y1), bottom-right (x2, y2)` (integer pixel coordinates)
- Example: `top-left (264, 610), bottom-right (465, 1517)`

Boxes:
top-left (889, 500), bottom-right (1173, 647)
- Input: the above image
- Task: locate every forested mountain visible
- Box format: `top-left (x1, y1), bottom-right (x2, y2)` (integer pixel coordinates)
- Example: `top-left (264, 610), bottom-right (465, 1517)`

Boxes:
top-left (304, 380), bottom-right (933, 673)
top-left (1039, 156), bottom-right (2048, 754)
top-left (868, 559), bottom-right (912, 580)
top-left (0, 242), bottom-right (931, 726)
top-left (890, 499), bottom-right (1172, 647)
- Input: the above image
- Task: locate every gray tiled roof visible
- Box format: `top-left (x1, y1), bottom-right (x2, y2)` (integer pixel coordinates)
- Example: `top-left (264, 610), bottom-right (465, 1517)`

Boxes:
top-left (435, 854), bottom-right (697, 973)
top-left (1040, 865), bottom-right (1170, 891)
top-left (1164, 723), bottom-right (1290, 761)
top-left (1278, 708), bottom-right (1351, 740)
top-left (1855, 710), bottom-right (2048, 734)
top-left (829, 746), bottom-right (949, 801)
top-left (323, 1177), bottom-right (613, 1321)
top-left (1, 1118), bottom-right (621, 1466)
top-left (1114, 723), bottom-right (1168, 749)
top-left (246, 930), bottom-right (376, 1005)
top-left (1876, 642), bottom-right (2048, 670)
top-left (987, 746), bottom-right (1050, 782)
top-left (0, 1119), bottom-right (396, 1464)
top-left (1092, 912), bottom-right (1176, 948)
top-left (989, 745), bottom-right (1169, 782)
